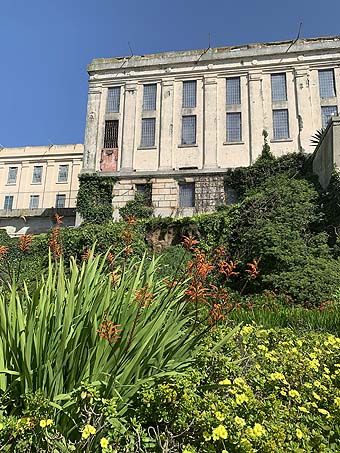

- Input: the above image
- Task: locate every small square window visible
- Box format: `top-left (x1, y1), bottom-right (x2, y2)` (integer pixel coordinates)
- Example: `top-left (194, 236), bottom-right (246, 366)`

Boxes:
top-left (58, 165), bottom-right (69, 183)
top-left (273, 109), bottom-right (290, 140)
top-left (32, 166), bottom-right (43, 184)
top-left (140, 118), bottom-right (156, 147)
top-left (179, 182), bottom-right (195, 208)
top-left (55, 194), bottom-right (66, 209)
top-left (182, 81), bottom-right (197, 108)
top-left (318, 69), bottom-right (336, 98)
top-left (271, 73), bottom-right (287, 102)
top-left (143, 84), bottom-right (157, 110)
top-left (321, 105), bottom-right (338, 128)
top-left (29, 195), bottom-right (39, 209)
top-left (106, 87), bottom-right (121, 112)
top-left (226, 77), bottom-right (241, 105)
top-left (181, 115), bottom-right (196, 145)
top-left (7, 167), bottom-right (18, 185)
top-left (4, 195), bottom-right (13, 210)
top-left (226, 113), bottom-right (242, 142)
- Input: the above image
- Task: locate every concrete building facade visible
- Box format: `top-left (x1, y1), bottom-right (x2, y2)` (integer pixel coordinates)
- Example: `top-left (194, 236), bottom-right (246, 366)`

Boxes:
top-left (0, 144), bottom-right (83, 234)
top-left (83, 36), bottom-right (340, 217)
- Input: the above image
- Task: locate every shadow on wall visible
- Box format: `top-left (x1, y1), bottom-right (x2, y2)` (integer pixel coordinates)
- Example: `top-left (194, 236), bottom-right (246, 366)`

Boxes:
top-left (0, 208), bottom-right (76, 236)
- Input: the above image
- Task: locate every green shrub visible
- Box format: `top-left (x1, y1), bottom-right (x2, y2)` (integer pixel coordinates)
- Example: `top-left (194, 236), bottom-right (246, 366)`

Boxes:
top-left (119, 192), bottom-right (154, 220)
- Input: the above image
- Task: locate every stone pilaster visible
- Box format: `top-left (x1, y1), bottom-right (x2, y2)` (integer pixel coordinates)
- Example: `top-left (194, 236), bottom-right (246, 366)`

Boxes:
top-left (120, 82), bottom-right (137, 172)
top-left (203, 76), bottom-right (218, 169)
top-left (248, 72), bottom-right (264, 163)
top-left (159, 80), bottom-right (174, 170)
top-left (83, 86), bottom-right (102, 172)
top-left (294, 67), bottom-right (313, 152)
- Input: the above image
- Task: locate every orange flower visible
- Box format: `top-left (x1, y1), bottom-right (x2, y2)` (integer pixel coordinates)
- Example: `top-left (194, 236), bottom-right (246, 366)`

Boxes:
top-left (107, 252), bottom-right (115, 265)
top-left (111, 271), bottom-right (120, 287)
top-left (182, 235), bottom-right (199, 251)
top-left (81, 249), bottom-right (91, 261)
top-left (18, 235), bottom-right (33, 253)
top-left (219, 259), bottom-right (239, 278)
top-left (246, 258), bottom-right (261, 279)
top-left (54, 213), bottom-right (63, 226)
top-left (134, 284), bottom-right (154, 307)
top-left (125, 216), bottom-right (137, 225)
top-left (0, 245), bottom-right (9, 260)
top-left (97, 316), bottom-right (121, 347)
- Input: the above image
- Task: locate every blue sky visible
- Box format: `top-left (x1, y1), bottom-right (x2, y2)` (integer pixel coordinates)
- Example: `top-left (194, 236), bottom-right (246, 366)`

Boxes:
top-left (1, 0), bottom-right (340, 148)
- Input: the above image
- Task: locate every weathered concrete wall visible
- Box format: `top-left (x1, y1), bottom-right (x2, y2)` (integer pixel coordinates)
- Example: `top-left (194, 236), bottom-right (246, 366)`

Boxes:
top-left (313, 117), bottom-right (340, 189)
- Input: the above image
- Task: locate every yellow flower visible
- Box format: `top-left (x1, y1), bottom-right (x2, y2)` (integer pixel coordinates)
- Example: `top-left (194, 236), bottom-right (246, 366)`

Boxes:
top-left (219, 378), bottom-right (231, 385)
top-left (0, 422), bottom-right (3, 431)
top-left (296, 428), bottom-right (303, 439)
top-left (334, 397), bottom-right (340, 407)
top-left (46, 419), bottom-right (53, 426)
top-left (215, 411), bottom-right (225, 421)
top-left (298, 406), bottom-right (309, 413)
top-left (39, 420), bottom-right (47, 428)
top-left (82, 424), bottom-right (96, 439)
top-left (318, 408), bottom-right (330, 417)
top-left (203, 431), bottom-right (211, 441)
top-left (100, 438), bottom-right (109, 448)
top-left (212, 425), bottom-right (228, 440)
top-left (312, 391), bottom-right (321, 401)
top-left (235, 393), bottom-right (249, 405)
top-left (252, 423), bottom-right (265, 437)
top-left (288, 389), bottom-right (300, 399)
top-left (234, 416), bottom-right (246, 428)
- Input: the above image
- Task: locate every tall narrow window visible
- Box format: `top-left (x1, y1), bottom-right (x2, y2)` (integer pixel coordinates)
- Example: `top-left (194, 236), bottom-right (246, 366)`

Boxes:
top-left (106, 87), bottom-right (121, 112)
top-left (321, 105), bottom-right (338, 128)
top-left (226, 77), bottom-right (241, 105)
top-left (179, 183), bottom-right (195, 208)
top-left (140, 118), bottom-right (156, 147)
top-left (271, 73), bottom-right (287, 102)
top-left (104, 120), bottom-right (119, 148)
top-left (226, 112), bottom-right (242, 142)
top-left (319, 69), bottom-right (336, 98)
top-left (7, 167), bottom-right (18, 185)
top-left (29, 195), bottom-right (39, 209)
top-left (182, 81), bottom-right (197, 108)
top-left (135, 183), bottom-right (152, 206)
top-left (32, 166), bottom-right (43, 184)
top-left (55, 194), bottom-right (66, 209)
top-left (58, 164), bottom-right (69, 183)
top-left (181, 115), bottom-right (196, 145)
top-left (4, 195), bottom-right (13, 210)
top-left (273, 109), bottom-right (289, 140)
top-left (143, 84), bottom-right (157, 110)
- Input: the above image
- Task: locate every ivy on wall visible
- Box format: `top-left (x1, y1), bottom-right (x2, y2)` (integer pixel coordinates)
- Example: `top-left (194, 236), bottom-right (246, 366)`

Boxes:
top-left (76, 173), bottom-right (117, 223)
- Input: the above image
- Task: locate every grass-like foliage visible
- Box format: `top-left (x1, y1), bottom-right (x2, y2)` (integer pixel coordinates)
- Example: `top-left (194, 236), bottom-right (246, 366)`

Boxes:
top-left (0, 252), bottom-right (226, 426)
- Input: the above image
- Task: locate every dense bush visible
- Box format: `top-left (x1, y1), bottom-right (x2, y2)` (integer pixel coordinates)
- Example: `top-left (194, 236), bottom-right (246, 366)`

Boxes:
top-left (119, 192), bottom-right (154, 220)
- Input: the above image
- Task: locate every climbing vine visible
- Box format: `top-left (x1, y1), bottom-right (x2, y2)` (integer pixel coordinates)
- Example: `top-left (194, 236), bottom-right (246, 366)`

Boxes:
top-left (76, 173), bottom-right (117, 223)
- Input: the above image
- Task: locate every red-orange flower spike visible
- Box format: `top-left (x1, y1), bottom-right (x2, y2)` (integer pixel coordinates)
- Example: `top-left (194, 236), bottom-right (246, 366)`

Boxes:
top-left (107, 252), bottom-right (115, 265)
top-left (246, 258), bottom-right (261, 279)
top-left (0, 245), bottom-right (9, 260)
top-left (82, 249), bottom-right (91, 261)
top-left (126, 215), bottom-right (137, 225)
top-left (134, 284), bottom-right (154, 307)
top-left (54, 213), bottom-right (63, 226)
top-left (18, 234), bottom-right (33, 253)
top-left (219, 259), bottom-right (239, 278)
top-left (182, 235), bottom-right (199, 251)
top-left (97, 317), bottom-right (121, 347)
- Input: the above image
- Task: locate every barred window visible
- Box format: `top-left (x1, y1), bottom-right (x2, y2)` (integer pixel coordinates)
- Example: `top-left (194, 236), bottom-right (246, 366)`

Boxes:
top-left (104, 120), bottom-right (119, 148)
top-left (143, 84), bottom-right (157, 110)
top-left (319, 69), bottom-right (336, 98)
top-left (29, 195), bottom-right (39, 209)
top-left (4, 195), bottom-right (13, 210)
top-left (7, 167), bottom-right (18, 184)
top-left (226, 77), bottom-right (241, 105)
top-left (226, 112), bottom-right (242, 142)
top-left (58, 165), bottom-right (69, 183)
top-left (273, 109), bottom-right (289, 140)
top-left (179, 183), bottom-right (195, 208)
top-left (181, 115), bottom-right (196, 145)
top-left (182, 80), bottom-right (197, 108)
top-left (321, 105), bottom-right (338, 128)
top-left (32, 166), bottom-right (43, 184)
top-left (106, 87), bottom-right (121, 112)
top-left (271, 73), bottom-right (287, 102)
top-left (55, 194), bottom-right (66, 209)
top-left (140, 118), bottom-right (156, 147)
